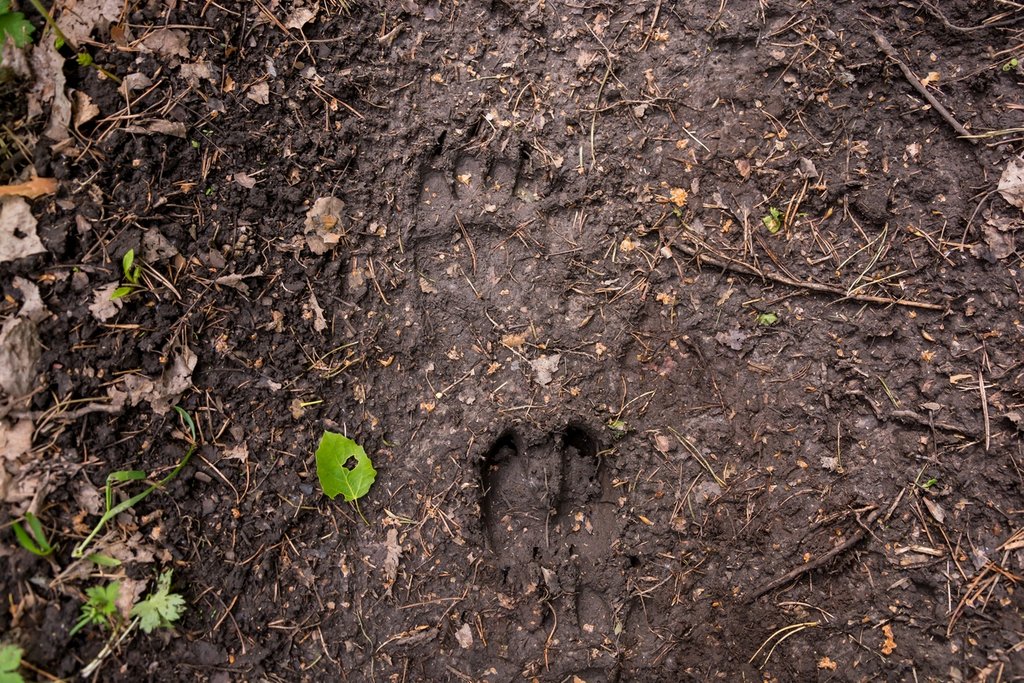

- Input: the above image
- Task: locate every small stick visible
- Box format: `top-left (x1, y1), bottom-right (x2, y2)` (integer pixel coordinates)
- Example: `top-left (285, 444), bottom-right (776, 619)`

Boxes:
top-left (676, 240), bottom-right (946, 311)
top-left (979, 370), bottom-right (991, 452)
top-left (872, 31), bottom-right (975, 142)
top-left (0, 177), bottom-right (58, 198)
top-left (747, 509), bottom-right (880, 602)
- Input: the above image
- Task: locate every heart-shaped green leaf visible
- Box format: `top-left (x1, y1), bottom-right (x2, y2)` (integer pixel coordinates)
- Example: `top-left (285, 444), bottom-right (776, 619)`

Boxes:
top-left (315, 431), bottom-right (376, 502)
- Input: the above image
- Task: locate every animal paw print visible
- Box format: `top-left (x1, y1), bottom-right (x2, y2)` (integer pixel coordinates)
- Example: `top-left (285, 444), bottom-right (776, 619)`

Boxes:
top-left (417, 152), bottom-right (542, 233)
top-left (479, 424), bottom-right (626, 678)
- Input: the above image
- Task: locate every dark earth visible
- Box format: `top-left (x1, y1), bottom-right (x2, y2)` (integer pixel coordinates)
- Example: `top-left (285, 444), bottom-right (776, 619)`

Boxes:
top-left (2, 0), bottom-right (1024, 680)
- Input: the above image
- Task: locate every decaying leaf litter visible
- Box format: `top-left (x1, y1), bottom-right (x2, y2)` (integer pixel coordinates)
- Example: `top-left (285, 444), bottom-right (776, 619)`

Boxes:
top-left (1, 0), bottom-right (1024, 680)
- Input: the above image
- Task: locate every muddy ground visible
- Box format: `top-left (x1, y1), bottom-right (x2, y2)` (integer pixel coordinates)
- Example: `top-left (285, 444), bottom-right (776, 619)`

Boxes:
top-left (1, 0), bottom-right (1024, 680)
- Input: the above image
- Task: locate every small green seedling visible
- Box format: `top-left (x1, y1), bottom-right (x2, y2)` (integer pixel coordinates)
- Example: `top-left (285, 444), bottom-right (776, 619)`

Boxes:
top-left (70, 582), bottom-right (120, 636)
top-left (11, 512), bottom-right (54, 557)
top-left (0, 0), bottom-right (34, 49)
top-left (111, 249), bottom-right (142, 300)
top-left (1003, 57), bottom-right (1019, 72)
top-left (0, 643), bottom-right (23, 683)
top-left (756, 311), bottom-right (780, 326)
top-left (606, 419), bottom-right (629, 438)
top-left (762, 207), bottom-right (783, 234)
top-left (72, 407), bottom-right (196, 558)
top-left (316, 431), bottom-right (376, 520)
top-left (131, 570), bottom-right (184, 633)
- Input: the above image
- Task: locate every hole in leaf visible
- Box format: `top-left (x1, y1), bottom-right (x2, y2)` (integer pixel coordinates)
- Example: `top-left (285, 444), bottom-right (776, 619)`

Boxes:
top-left (343, 456), bottom-right (359, 470)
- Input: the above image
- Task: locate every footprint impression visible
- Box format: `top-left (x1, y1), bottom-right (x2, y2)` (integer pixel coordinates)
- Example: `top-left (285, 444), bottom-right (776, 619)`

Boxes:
top-left (418, 151), bottom-right (543, 234)
top-left (479, 424), bottom-right (624, 671)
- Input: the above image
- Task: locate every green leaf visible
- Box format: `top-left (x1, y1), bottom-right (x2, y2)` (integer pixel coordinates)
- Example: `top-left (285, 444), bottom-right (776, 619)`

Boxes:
top-left (131, 570), bottom-right (185, 634)
top-left (108, 470), bottom-right (147, 483)
top-left (0, 643), bottom-right (21, 672)
top-left (86, 553), bottom-right (122, 567)
top-left (761, 207), bottom-right (783, 234)
top-left (86, 582), bottom-right (120, 617)
top-left (122, 249), bottom-right (135, 277)
top-left (11, 513), bottom-right (52, 556)
top-left (0, 4), bottom-right (34, 48)
top-left (756, 311), bottom-right (780, 326)
top-left (606, 420), bottom-right (629, 440)
top-left (110, 286), bottom-right (134, 300)
top-left (315, 431), bottom-right (376, 502)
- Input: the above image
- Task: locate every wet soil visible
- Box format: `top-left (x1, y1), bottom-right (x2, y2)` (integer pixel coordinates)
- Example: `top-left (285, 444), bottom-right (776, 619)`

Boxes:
top-left (2, 0), bottom-right (1024, 681)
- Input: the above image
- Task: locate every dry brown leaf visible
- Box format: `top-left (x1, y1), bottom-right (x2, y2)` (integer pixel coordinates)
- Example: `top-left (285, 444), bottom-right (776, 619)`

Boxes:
top-left (88, 282), bottom-right (123, 322)
top-left (501, 332), bottom-right (527, 350)
top-left (0, 420), bottom-right (34, 461)
top-left (178, 63), bottom-right (214, 88)
top-left (998, 158), bottom-right (1024, 211)
top-left (121, 345), bottom-right (197, 414)
top-left (141, 29), bottom-right (191, 60)
top-left (880, 624), bottom-right (897, 655)
top-left (308, 291), bottom-right (328, 332)
top-left (922, 497), bottom-right (946, 524)
top-left (0, 198), bottom-right (47, 262)
top-left (221, 443), bottom-right (249, 463)
top-left (285, 7), bottom-right (317, 29)
top-left (669, 187), bottom-right (689, 206)
top-left (73, 91), bottom-right (100, 128)
top-left (972, 224), bottom-right (1016, 260)
top-left (304, 197), bottom-right (346, 254)
top-left (59, 0), bottom-right (122, 45)
top-left (247, 81), bottom-right (270, 105)
top-left (455, 622), bottom-right (473, 649)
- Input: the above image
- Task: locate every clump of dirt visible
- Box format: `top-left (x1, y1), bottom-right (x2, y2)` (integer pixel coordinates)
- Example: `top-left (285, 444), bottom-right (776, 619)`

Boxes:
top-left (1, 0), bottom-right (1023, 680)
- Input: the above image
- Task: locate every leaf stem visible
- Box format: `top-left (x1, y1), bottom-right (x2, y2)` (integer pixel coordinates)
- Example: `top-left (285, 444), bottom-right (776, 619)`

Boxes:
top-left (352, 499), bottom-right (368, 525)
top-left (25, 0), bottom-right (71, 48)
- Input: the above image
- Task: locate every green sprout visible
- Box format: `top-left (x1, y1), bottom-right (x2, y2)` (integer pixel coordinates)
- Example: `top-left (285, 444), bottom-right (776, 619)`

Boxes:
top-left (11, 512), bottom-right (54, 557)
top-left (762, 206), bottom-right (783, 234)
top-left (110, 249), bottom-right (142, 300)
top-left (72, 407), bottom-right (196, 558)
top-left (1003, 57), bottom-right (1019, 72)
top-left (756, 311), bottom-right (780, 326)
top-left (131, 570), bottom-right (185, 633)
top-left (70, 582), bottom-right (120, 636)
top-left (0, 643), bottom-right (24, 683)
top-left (606, 419), bottom-right (629, 438)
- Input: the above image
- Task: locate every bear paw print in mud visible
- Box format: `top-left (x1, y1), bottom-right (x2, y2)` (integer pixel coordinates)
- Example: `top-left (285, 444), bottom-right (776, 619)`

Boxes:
top-left (417, 151), bottom-right (544, 232)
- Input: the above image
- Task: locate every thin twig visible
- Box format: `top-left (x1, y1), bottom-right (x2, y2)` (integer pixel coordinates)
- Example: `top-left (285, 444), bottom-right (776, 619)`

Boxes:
top-left (979, 370), bottom-right (991, 452)
top-left (872, 31), bottom-right (975, 142)
top-left (747, 509), bottom-right (880, 602)
top-left (920, 1), bottom-right (1023, 33)
top-left (676, 239), bottom-right (946, 311)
